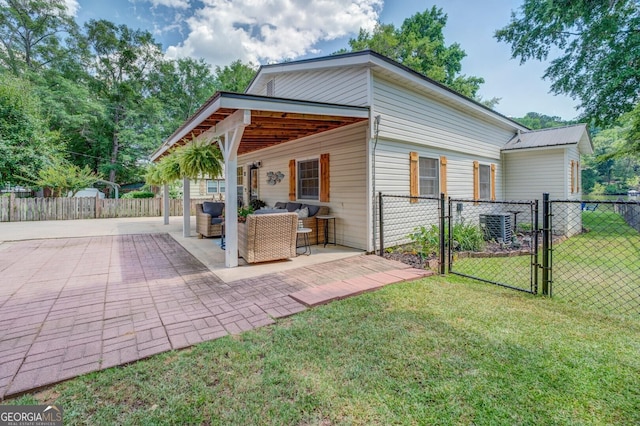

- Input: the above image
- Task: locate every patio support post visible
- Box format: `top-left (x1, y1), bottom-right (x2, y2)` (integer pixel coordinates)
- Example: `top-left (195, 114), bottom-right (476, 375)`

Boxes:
top-left (182, 177), bottom-right (190, 237)
top-left (163, 183), bottom-right (170, 225)
top-left (218, 110), bottom-right (250, 268)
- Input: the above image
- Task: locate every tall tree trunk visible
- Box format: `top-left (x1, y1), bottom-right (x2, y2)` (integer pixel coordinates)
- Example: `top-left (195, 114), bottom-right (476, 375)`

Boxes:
top-left (109, 105), bottom-right (121, 195)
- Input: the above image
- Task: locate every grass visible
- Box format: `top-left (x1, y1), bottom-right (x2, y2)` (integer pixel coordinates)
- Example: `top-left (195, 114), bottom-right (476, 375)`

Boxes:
top-left (451, 210), bottom-right (640, 314)
top-left (5, 276), bottom-right (639, 425)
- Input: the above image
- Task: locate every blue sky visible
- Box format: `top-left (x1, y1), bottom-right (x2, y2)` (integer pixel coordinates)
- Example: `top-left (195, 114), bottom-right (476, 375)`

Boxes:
top-left (67, 0), bottom-right (580, 120)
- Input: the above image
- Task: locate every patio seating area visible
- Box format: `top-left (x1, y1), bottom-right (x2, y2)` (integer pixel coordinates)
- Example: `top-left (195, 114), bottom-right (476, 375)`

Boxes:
top-left (0, 217), bottom-right (432, 398)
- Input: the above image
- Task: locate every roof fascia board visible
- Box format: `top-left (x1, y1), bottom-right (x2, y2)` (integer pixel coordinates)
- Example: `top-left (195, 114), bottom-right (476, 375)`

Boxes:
top-left (218, 94), bottom-right (369, 117)
top-left (150, 95), bottom-right (223, 161)
top-left (502, 143), bottom-right (574, 153)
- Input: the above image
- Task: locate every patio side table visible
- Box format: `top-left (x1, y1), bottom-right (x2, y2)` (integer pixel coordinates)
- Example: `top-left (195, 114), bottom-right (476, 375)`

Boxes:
top-left (296, 227), bottom-right (312, 256)
top-left (315, 215), bottom-right (336, 247)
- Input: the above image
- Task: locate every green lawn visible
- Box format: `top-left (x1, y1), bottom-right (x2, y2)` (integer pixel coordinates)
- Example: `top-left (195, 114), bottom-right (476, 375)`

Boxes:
top-left (6, 276), bottom-right (639, 425)
top-left (451, 210), bottom-right (640, 315)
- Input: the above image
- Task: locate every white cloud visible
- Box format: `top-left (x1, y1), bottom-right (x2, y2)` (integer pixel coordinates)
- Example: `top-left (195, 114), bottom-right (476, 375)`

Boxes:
top-left (165, 0), bottom-right (382, 68)
top-left (64, 0), bottom-right (80, 16)
top-left (147, 0), bottom-right (190, 8)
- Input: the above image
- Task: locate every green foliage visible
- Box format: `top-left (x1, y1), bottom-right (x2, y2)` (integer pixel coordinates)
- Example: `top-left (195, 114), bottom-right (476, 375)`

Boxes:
top-left (213, 59), bottom-right (257, 93)
top-left (177, 139), bottom-right (223, 181)
top-left (409, 221), bottom-right (485, 257)
top-left (0, 72), bottom-right (62, 185)
top-left (249, 199), bottom-right (266, 210)
top-left (27, 162), bottom-right (102, 197)
top-left (121, 190), bottom-right (155, 199)
top-left (238, 206), bottom-right (254, 219)
top-left (496, 0), bottom-right (640, 126)
top-left (342, 7), bottom-right (486, 99)
top-left (514, 112), bottom-right (575, 129)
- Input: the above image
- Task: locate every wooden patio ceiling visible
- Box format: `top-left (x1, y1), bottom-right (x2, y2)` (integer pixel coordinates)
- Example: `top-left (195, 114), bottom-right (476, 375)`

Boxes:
top-left (151, 92), bottom-right (370, 161)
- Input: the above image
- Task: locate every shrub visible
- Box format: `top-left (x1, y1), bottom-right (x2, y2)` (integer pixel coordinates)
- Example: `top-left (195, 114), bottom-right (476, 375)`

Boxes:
top-left (408, 221), bottom-right (485, 256)
top-left (408, 224), bottom-right (440, 258)
top-left (122, 190), bottom-right (155, 199)
top-left (451, 222), bottom-right (485, 252)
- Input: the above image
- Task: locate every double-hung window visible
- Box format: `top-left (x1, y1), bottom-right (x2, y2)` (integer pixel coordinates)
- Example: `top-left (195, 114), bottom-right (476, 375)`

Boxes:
top-left (419, 157), bottom-right (439, 197)
top-left (479, 164), bottom-right (491, 200)
top-left (297, 159), bottom-right (319, 200)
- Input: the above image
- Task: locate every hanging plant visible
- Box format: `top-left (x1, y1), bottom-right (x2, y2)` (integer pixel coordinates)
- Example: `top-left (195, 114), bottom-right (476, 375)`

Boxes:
top-left (177, 138), bottom-right (223, 181)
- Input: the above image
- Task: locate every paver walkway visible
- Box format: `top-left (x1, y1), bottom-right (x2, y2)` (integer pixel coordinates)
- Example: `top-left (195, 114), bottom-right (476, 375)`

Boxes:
top-left (0, 234), bottom-right (430, 398)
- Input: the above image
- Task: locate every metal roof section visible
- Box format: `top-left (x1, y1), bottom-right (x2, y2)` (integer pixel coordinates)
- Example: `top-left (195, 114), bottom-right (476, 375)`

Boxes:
top-left (502, 124), bottom-right (593, 154)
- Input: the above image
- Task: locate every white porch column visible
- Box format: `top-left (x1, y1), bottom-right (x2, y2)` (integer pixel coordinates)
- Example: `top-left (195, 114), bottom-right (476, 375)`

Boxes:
top-left (163, 183), bottom-right (170, 225)
top-left (182, 177), bottom-right (190, 238)
top-left (218, 109), bottom-right (250, 268)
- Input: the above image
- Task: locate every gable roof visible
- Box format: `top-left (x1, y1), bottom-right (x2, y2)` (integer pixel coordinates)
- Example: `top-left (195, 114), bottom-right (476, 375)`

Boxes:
top-left (247, 50), bottom-right (529, 132)
top-left (502, 124), bottom-right (593, 154)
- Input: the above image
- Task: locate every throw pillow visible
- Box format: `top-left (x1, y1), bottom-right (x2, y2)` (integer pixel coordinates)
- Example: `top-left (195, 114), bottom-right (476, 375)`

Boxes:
top-left (295, 207), bottom-right (309, 218)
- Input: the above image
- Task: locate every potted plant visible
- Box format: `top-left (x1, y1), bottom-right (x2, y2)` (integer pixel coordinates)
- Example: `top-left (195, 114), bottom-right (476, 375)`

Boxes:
top-left (237, 206), bottom-right (254, 223)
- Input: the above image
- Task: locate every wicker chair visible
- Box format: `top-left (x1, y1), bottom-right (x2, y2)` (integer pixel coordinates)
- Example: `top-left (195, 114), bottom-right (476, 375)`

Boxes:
top-left (196, 202), bottom-right (224, 238)
top-left (237, 212), bottom-right (298, 263)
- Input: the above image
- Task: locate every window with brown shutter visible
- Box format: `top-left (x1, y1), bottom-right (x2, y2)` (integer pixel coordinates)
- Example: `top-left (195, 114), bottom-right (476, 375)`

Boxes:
top-left (490, 163), bottom-right (496, 201)
top-left (288, 159), bottom-right (296, 201)
top-left (473, 161), bottom-right (480, 200)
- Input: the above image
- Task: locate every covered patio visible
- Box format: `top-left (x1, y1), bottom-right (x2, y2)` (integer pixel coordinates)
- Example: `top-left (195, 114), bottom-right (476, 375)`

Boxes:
top-left (150, 92), bottom-right (370, 268)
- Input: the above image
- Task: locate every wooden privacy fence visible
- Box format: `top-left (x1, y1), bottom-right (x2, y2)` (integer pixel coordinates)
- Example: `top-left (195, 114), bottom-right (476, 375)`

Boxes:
top-left (0, 196), bottom-right (199, 222)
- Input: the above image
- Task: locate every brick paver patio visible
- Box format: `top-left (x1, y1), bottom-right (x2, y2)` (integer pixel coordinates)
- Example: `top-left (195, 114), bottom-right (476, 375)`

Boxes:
top-left (0, 234), bottom-right (430, 398)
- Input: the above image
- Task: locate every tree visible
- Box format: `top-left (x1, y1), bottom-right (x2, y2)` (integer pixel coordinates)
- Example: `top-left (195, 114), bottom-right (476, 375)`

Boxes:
top-left (213, 60), bottom-right (257, 93)
top-left (84, 19), bottom-right (165, 189)
top-left (514, 112), bottom-right (575, 129)
top-left (0, 72), bottom-right (61, 185)
top-left (495, 0), bottom-right (640, 127)
top-left (340, 7), bottom-right (487, 99)
top-left (0, 0), bottom-right (79, 75)
top-left (28, 161), bottom-right (102, 196)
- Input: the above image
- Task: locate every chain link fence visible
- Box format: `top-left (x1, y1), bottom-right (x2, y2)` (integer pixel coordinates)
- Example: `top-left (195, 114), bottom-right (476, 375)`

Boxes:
top-left (549, 200), bottom-right (640, 316)
top-left (378, 194), bottom-right (443, 271)
top-left (447, 199), bottom-right (538, 294)
top-left (378, 192), bottom-right (639, 317)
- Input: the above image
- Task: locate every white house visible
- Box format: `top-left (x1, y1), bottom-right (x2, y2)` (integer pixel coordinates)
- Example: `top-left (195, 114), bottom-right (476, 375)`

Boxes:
top-left (151, 50), bottom-right (593, 267)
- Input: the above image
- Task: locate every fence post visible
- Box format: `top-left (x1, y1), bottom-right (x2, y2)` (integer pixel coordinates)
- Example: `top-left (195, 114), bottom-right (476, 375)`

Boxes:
top-left (378, 192), bottom-right (384, 256)
top-left (542, 193), bottom-right (551, 296)
top-left (439, 192), bottom-right (446, 275)
top-left (533, 199), bottom-right (539, 294)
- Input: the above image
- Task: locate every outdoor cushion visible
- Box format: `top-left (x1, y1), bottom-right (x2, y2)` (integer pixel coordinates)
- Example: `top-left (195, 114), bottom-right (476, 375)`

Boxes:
top-left (253, 209), bottom-right (284, 215)
top-left (285, 202), bottom-right (301, 212)
top-left (210, 217), bottom-right (223, 225)
top-left (302, 204), bottom-right (320, 217)
top-left (295, 207), bottom-right (309, 218)
top-left (274, 201), bottom-right (287, 209)
top-left (202, 201), bottom-right (224, 217)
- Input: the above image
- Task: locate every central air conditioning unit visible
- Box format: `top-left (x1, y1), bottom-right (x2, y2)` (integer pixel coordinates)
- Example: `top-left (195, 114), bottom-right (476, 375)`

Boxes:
top-left (479, 213), bottom-right (512, 242)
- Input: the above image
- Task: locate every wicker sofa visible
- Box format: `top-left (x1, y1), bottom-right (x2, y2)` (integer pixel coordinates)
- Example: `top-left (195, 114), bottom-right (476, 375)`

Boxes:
top-left (272, 202), bottom-right (329, 245)
top-left (196, 202), bottom-right (224, 238)
top-left (237, 212), bottom-right (298, 263)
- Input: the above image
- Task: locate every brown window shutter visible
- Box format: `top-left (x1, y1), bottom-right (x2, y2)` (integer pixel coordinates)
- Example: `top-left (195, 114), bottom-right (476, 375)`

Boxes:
top-left (410, 152), bottom-right (419, 203)
top-left (473, 161), bottom-right (479, 200)
top-left (490, 163), bottom-right (496, 201)
top-left (440, 156), bottom-right (447, 198)
top-left (320, 153), bottom-right (330, 202)
top-left (289, 159), bottom-right (296, 201)
top-left (570, 160), bottom-right (575, 193)
top-left (576, 161), bottom-right (580, 192)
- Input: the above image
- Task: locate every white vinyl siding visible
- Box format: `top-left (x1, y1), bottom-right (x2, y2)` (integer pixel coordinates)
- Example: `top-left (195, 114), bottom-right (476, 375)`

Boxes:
top-left (503, 148), bottom-right (565, 201)
top-left (248, 67), bottom-right (369, 106)
top-left (239, 122), bottom-right (368, 250)
top-left (372, 75), bottom-right (514, 157)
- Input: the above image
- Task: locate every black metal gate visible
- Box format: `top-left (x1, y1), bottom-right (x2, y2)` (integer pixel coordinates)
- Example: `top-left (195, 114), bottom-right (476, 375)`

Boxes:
top-left (447, 198), bottom-right (539, 294)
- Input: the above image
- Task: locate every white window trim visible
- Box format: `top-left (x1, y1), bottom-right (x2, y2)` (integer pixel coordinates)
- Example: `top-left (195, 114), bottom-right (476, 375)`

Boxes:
top-left (478, 163), bottom-right (491, 200)
top-left (296, 156), bottom-right (321, 201)
top-left (418, 155), bottom-right (440, 198)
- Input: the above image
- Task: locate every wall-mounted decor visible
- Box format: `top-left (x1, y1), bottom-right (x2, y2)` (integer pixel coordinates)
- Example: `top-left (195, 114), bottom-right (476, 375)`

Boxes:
top-left (266, 171), bottom-right (284, 185)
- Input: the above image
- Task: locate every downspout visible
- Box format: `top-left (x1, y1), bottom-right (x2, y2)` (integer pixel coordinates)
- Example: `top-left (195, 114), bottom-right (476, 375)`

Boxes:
top-left (371, 115), bottom-right (381, 254)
